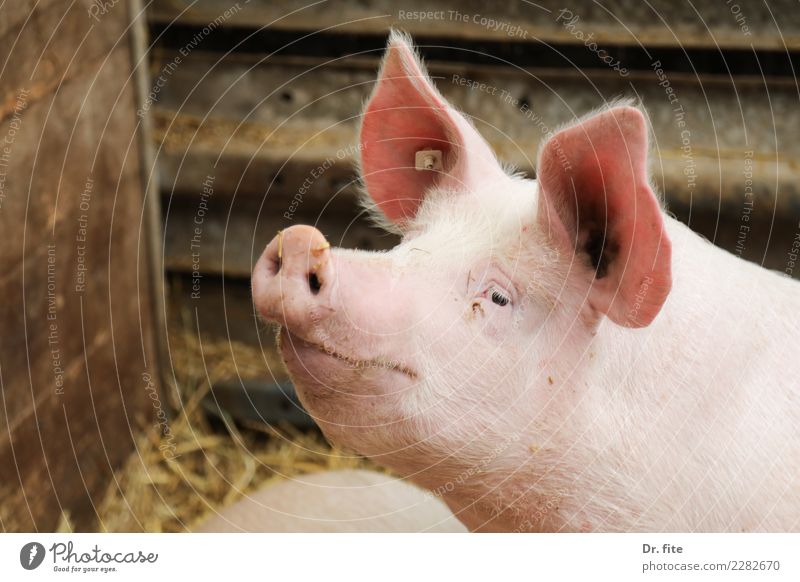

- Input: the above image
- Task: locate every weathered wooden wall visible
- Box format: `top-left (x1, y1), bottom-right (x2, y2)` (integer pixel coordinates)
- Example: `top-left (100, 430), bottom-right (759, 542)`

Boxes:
top-left (0, 0), bottom-right (157, 531)
top-left (150, 0), bottom-right (800, 50)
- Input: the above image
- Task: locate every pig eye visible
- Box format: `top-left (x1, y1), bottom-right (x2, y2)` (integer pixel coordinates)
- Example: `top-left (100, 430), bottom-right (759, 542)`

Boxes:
top-left (490, 289), bottom-right (510, 307)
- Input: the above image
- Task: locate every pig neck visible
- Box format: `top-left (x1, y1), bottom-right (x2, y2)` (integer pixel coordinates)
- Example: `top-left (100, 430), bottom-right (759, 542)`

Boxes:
top-left (444, 215), bottom-right (800, 532)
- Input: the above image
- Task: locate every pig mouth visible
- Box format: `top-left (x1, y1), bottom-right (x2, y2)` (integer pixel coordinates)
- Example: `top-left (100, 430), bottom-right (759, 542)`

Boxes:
top-left (278, 328), bottom-right (418, 380)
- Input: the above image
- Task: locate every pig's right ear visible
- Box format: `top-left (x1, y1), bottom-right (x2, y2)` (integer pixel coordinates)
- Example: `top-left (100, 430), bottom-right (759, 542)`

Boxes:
top-left (359, 31), bottom-right (505, 228)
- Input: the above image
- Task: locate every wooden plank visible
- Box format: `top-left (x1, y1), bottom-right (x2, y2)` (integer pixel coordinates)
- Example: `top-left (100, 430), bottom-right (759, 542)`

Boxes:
top-left (0, 1), bottom-right (157, 531)
top-left (152, 53), bottom-right (800, 213)
top-left (149, 0), bottom-right (800, 50)
top-left (132, 0), bottom-right (171, 411)
top-left (162, 191), bottom-right (398, 279)
top-left (166, 273), bottom-right (272, 350)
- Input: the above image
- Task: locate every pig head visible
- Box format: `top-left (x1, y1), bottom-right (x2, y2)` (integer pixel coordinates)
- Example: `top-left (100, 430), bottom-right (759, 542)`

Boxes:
top-left (253, 32), bottom-right (799, 532)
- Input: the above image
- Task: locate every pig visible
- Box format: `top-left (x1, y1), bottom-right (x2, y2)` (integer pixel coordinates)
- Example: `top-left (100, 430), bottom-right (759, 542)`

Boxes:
top-left (195, 470), bottom-right (465, 532)
top-left (252, 31), bottom-right (800, 532)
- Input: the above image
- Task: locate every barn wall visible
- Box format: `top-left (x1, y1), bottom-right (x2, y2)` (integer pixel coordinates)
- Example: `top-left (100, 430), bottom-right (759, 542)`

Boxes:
top-left (0, 0), bottom-right (158, 531)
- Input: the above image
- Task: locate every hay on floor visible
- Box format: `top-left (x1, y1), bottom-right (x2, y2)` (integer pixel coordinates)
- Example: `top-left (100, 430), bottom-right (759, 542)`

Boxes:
top-left (94, 330), bottom-right (375, 532)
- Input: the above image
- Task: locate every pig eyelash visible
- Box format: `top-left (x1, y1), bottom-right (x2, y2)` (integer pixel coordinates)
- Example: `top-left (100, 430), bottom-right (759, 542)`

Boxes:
top-left (490, 288), bottom-right (511, 307)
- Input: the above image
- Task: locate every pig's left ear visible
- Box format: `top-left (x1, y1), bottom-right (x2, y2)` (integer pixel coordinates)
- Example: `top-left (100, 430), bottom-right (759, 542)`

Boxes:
top-left (537, 106), bottom-right (672, 328)
top-left (359, 31), bottom-right (506, 228)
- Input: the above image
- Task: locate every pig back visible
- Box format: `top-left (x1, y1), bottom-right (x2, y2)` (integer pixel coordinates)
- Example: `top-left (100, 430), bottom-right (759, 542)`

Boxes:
top-left (194, 469), bottom-right (466, 532)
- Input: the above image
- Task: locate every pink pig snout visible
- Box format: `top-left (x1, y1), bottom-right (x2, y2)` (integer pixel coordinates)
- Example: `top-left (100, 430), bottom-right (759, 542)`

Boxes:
top-left (253, 225), bottom-right (335, 330)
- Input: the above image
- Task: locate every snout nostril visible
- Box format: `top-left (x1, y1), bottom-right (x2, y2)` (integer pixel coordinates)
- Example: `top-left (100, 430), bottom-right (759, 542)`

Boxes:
top-left (308, 272), bottom-right (322, 294)
top-left (263, 254), bottom-right (281, 277)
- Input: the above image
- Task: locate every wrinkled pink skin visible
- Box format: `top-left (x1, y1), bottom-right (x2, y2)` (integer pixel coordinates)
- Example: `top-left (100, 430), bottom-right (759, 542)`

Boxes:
top-left (253, 33), bottom-right (800, 532)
